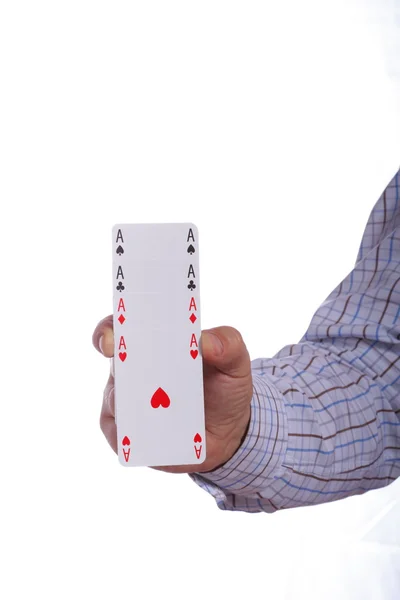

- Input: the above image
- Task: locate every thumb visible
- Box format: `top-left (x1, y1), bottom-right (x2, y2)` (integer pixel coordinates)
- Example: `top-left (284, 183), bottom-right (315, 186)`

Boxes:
top-left (201, 326), bottom-right (251, 378)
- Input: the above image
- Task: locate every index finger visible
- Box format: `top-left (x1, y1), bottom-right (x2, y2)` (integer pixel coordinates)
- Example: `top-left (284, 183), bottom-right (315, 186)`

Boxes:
top-left (92, 314), bottom-right (114, 357)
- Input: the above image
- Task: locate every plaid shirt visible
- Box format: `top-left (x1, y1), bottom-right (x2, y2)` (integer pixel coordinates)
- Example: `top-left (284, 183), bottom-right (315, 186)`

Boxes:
top-left (190, 167), bottom-right (400, 513)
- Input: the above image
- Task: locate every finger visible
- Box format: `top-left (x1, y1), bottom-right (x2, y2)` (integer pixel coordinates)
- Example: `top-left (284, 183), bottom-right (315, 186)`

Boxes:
top-left (92, 314), bottom-right (114, 357)
top-left (200, 326), bottom-right (251, 379)
top-left (100, 371), bottom-right (117, 454)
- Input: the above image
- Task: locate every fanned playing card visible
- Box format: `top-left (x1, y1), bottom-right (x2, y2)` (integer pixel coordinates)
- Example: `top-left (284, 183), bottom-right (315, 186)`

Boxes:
top-left (112, 223), bottom-right (206, 467)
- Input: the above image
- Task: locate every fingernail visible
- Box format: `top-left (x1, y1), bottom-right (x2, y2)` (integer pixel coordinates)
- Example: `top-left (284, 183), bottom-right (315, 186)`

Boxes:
top-left (203, 332), bottom-right (223, 356)
top-left (107, 386), bottom-right (114, 415)
top-left (99, 327), bottom-right (114, 358)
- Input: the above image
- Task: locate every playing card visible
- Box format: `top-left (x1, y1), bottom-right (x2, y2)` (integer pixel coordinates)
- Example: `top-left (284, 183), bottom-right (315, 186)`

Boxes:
top-left (113, 293), bottom-right (190, 331)
top-left (114, 260), bottom-right (195, 294)
top-left (112, 223), bottom-right (206, 467)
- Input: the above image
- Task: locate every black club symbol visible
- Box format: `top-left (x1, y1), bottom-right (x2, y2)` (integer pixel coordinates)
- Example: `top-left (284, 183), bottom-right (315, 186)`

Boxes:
top-left (187, 280), bottom-right (196, 291)
top-left (116, 282), bottom-right (125, 292)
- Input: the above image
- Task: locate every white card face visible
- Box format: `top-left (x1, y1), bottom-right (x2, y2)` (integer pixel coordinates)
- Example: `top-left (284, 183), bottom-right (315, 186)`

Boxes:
top-left (114, 260), bottom-right (194, 294)
top-left (113, 293), bottom-right (188, 331)
top-left (112, 223), bottom-right (206, 467)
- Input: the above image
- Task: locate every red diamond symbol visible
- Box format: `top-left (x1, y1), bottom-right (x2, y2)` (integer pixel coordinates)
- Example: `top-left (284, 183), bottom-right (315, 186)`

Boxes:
top-left (118, 314), bottom-right (126, 324)
top-left (189, 313), bottom-right (197, 323)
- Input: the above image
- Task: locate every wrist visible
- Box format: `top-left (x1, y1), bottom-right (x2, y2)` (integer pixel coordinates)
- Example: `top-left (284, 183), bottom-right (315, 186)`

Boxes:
top-left (191, 374), bottom-right (288, 495)
top-left (204, 407), bottom-right (251, 474)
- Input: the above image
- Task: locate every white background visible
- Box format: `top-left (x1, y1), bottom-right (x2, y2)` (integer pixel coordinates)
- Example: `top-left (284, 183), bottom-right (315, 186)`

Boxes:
top-left (0, 1), bottom-right (399, 599)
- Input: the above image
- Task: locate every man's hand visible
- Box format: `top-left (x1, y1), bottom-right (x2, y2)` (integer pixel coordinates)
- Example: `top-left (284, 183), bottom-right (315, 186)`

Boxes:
top-left (92, 315), bottom-right (253, 474)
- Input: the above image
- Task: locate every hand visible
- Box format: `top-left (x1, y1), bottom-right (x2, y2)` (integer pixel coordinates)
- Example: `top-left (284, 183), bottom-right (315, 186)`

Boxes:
top-left (92, 315), bottom-right (253, 474)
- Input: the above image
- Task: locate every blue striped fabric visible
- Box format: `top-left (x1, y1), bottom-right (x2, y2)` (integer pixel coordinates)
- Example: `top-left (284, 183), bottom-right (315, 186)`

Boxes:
top-left (190, 167), bottom-right (400, 512)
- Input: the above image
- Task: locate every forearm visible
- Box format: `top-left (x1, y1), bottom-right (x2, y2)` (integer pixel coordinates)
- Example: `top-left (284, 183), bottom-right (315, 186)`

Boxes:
top-left (190, 344), bottom-right (400, 512)
top-left (190, 167), bottom-right (400, 512)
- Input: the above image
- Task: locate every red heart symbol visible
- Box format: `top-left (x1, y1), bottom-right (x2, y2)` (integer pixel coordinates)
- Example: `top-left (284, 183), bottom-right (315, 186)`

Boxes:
top-left (119, 352), bottom-right (127, 362)
top-left (150, 387), bottom-right (171, 409)
top-left (194, 433), bottom-right (202, 443)
top-left (122, 436), bottom-right (130, 446)
top-left (190, 350), bottom-right (198, 359)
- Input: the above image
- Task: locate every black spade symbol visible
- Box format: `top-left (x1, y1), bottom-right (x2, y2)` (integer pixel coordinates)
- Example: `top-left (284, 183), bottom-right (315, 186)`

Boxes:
top-left (187, 244), bottom-right (195, 255)
top-left (116, 245), bottom-right (124, 256)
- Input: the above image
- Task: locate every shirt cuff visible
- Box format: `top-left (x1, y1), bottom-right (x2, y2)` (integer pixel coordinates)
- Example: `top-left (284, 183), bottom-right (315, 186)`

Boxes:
top-left (189, 373), bottom-right (288, 498)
